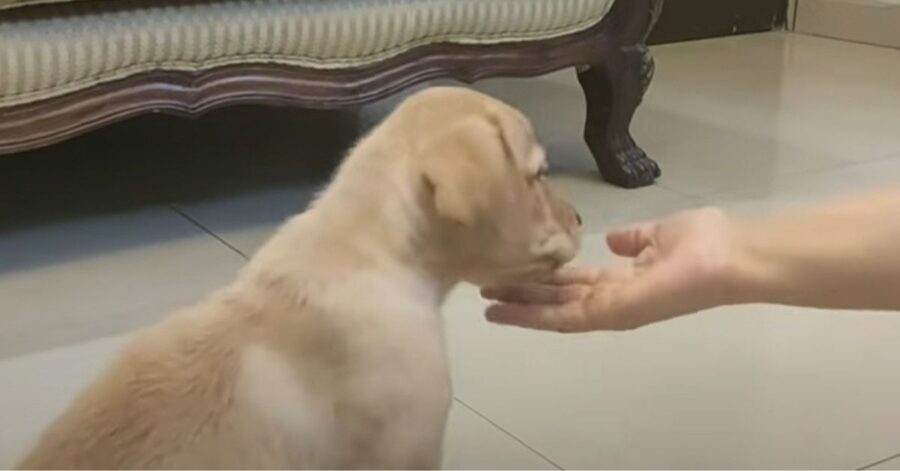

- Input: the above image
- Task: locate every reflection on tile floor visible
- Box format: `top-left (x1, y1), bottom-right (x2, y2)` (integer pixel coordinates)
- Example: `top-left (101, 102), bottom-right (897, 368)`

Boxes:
top-left (1, 32), bottom-right (900, 468)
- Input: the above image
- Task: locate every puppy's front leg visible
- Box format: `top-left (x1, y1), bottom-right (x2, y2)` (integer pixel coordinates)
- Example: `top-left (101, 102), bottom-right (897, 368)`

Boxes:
top-left (362, 413), bottom-right (447, 470)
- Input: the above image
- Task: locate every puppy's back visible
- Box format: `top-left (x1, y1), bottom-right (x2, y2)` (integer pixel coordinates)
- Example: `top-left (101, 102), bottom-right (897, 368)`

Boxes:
top-left (18, 299), bottom-right (248, 470)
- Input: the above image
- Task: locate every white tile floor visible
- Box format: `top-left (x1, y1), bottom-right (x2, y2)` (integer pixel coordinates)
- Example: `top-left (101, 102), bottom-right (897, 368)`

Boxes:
top-left (1, 32), bottom-right (899, 469)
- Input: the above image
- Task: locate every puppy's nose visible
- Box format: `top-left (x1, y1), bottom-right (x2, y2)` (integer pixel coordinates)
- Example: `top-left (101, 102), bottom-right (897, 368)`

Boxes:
top-left (575, 211), bottom-right (583, 226)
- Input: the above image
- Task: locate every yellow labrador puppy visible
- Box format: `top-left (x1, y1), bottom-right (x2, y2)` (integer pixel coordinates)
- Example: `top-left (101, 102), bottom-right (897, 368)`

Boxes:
top-left (18, 87), bottom-right (581, 470)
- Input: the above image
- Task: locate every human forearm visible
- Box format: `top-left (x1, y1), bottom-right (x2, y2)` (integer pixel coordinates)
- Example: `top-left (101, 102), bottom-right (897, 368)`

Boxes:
top-left (728, 188), bottom-right (900, 310)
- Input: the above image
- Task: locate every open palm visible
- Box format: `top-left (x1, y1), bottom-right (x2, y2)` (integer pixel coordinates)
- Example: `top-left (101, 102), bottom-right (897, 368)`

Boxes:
top-left (482, 208), bottom-right (738, 332)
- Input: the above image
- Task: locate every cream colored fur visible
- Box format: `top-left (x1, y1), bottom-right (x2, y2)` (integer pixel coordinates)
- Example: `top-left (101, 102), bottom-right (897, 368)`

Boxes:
top-left (18, 87), bottom-right (581, 470)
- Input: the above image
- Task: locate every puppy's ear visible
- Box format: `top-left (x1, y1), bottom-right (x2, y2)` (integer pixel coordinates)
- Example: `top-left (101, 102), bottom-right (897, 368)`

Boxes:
top-left (420, 115), bottom-right (507, 225)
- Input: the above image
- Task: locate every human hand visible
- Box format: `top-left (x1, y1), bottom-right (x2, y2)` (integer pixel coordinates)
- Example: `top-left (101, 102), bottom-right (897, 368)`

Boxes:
top-left (482, 208), bottom-right (744, 332)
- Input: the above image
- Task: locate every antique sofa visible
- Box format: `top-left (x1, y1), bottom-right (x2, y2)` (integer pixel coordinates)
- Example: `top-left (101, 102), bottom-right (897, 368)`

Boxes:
top-left (0, 0), bottom-right (663, 188)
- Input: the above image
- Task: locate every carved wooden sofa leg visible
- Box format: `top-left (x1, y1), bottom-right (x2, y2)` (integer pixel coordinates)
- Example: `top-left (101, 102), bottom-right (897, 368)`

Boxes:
top-left (576, 0), bottom-right (663, 188)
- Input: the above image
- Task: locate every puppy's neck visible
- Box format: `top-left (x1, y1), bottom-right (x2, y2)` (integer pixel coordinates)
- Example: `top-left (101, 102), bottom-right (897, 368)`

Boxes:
top-left (245, 137), bottom-right (459, 306)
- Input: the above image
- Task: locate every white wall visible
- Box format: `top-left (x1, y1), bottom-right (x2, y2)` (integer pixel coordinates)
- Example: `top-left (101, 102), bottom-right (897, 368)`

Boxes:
top-left (795, 0), bottom-right (900, 48)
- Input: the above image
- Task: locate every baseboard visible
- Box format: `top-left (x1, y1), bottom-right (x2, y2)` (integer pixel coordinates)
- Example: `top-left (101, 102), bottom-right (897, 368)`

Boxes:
top-left (648, 0), bottom-right (787, 45)
top-left (795, 0), bottom-right (900, 48)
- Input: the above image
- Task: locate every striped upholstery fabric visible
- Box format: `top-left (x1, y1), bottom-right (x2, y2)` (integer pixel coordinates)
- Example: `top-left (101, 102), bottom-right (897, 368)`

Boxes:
top-left (0, 0), bottom-right (80, 10)
top-left (0, 0), bottom-right (614, 107)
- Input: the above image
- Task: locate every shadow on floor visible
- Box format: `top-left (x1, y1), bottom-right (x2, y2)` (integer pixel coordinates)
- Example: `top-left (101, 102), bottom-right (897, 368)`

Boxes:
top-left (0, 105), bottom-right (363, 234)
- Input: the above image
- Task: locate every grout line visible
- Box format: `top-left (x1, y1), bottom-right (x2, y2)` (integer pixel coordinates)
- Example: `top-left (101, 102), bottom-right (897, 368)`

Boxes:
top-left (168, 204), bottom-right (249, 260)
top-left (860, 451), bottom-right (900, 470)
top-left (454, 397), bottom-right (564, 470)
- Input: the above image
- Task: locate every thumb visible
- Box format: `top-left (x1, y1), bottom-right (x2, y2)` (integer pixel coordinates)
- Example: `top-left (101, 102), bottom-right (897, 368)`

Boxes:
top-left (606, 224), bottom-right (654, 258)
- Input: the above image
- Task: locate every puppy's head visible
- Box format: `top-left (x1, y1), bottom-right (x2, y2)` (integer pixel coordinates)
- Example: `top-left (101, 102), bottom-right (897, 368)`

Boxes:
top-left (401, 87), bottom-right (582, 286)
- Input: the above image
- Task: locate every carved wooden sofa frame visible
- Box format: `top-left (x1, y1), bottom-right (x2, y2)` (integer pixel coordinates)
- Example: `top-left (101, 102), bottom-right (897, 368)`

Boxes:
top-left (0, 0), bottom-right (663, 188)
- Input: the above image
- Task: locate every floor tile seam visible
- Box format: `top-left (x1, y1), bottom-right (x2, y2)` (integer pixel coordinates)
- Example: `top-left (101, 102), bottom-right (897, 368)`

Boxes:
top-left (860, 451), bottom-right (900, 470)
top-left (168, 204), bottom-right (249, 260)
top-left (453, 396), bottom-right (564, 470)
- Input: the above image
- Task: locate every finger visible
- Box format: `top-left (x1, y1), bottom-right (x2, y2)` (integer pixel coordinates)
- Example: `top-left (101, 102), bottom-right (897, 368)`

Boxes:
top-left (606, 224), bottom-right (654, 257)
top-left (485, 302), bottom-right (591, 333)
top-left (481, 283), bottom-right (591, 305)
top-left (487, 279), bottom-right (670, 333)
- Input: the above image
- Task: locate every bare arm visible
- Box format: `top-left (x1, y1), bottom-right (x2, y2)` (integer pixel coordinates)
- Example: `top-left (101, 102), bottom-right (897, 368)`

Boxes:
top-left (482, 188), bottom-right (900, 332)
top-left (733, 188), bottom-right (900, 310)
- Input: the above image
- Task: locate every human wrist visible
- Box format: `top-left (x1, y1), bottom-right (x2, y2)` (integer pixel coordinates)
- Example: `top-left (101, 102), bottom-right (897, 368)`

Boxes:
top-left (717, 214), bottom-right (784, 306)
